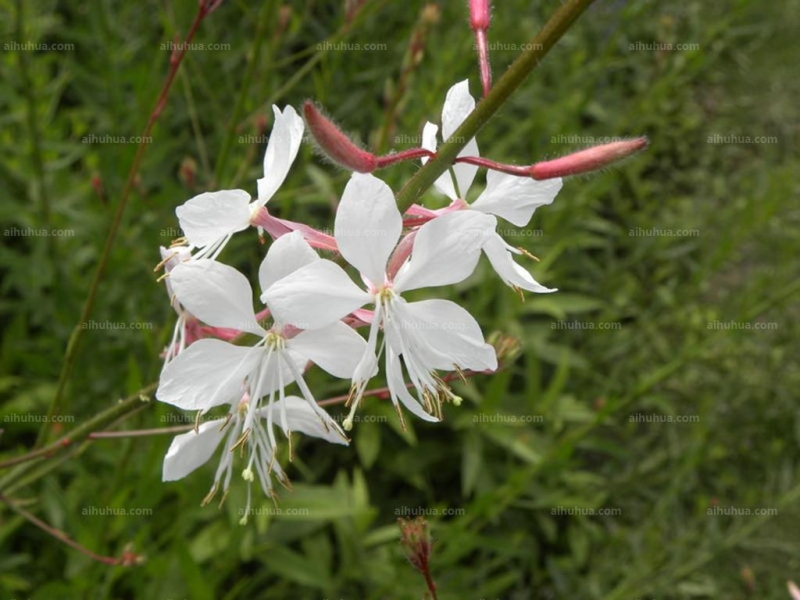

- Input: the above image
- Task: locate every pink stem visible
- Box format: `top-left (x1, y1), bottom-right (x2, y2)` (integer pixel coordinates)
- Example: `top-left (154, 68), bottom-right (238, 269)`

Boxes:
top-left (475, 29), bottom-right (491, 98)
top-left (454, 155), bottom-right (531, 176)
top-left (0, 493), bottom-right (140, 566)
top-left (250, 206), bottom-right (338, 252)
top-left (375, 148), bottom-right (434, 168)
top-left (470, 0), bottom-right (492, 98)
top-left (386, 230), bottom-right (417, 281)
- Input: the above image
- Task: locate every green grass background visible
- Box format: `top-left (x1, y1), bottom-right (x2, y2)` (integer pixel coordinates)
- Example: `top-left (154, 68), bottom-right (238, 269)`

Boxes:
top-left (1, 0), bottom-right (798, 598)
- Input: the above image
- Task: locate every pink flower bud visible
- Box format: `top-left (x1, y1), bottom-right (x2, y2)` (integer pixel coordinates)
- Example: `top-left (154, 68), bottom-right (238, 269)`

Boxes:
top-left (529, 137), bottom-right (649, 180)
top-left (302, 101), bottom-right (376, 173)
top-left (179, 157), bottom-right (197, 189)
top-left (469, 0), bottom-right (490, 31)
top-left (91, 174), bottom-right (104, 201)
top-left (789, 581), bottom-right (800, 600)
top-left (398, 517), bottom-right (433, 574)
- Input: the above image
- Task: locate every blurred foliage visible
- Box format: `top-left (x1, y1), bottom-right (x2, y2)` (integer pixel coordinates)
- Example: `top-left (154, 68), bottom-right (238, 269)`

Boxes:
top-left (0, 0), bottom-right (799, 598)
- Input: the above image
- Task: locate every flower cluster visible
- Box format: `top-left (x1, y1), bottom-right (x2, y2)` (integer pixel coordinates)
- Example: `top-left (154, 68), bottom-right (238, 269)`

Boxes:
top-left (155, 81), bottom-right (563, 517)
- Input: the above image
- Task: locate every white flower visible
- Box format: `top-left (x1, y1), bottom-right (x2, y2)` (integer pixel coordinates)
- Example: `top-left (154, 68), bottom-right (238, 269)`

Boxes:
top-left (162, 394), bottom-right (346, 521)
top-left (157, 232), bottom-right (366, 460)
top-left (264, 173), bottom-right (498, 427)
top-left (158, 243), bottom-right (198, 366)
top-left (421, 79), bottom-right (562, 293)
top-left (174, 105), bottom-right (304, 259)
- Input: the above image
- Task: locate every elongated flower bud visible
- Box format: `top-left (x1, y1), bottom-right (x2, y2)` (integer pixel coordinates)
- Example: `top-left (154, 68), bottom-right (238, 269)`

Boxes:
top-left (470, 0), bottom-right (492, 97)
top-left (789, 581), bottom-right (800, 600)
top-left (302, 101), bottom-right (377, 173)
top-left (469, 0), bottom-right (490, 30)
top-left (529, 137), bottom-right (648, 180)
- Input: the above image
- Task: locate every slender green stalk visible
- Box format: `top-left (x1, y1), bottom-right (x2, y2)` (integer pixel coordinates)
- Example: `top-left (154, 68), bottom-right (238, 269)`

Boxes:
top-left (39, 4), bottom-right (215, 446)
top-left (15, 0), bottom-right (54, 264)
top-left (211, 0), bottom-right (274, 187)
top-left (0, 384), bottom-right (155, 491)
top-left (0, 493), bottom-right (130, 565)
top-left (180, 69), bottom-right (211, 176)
top-left (239, 0), bottom-right (388, 127)
top-left (605, 482), bottom-right (800, 600)
top-left (395, 0), bottom-right (598, 211)
top-left (453, 277), bottom-right (798, 530)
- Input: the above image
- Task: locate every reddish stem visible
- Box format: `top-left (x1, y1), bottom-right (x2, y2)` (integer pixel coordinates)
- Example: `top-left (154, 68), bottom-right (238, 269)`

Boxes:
top-left (474, 29), bottom-right (491, 98)
top-left (454, 155), bottom-right (531, 176)
top-left (375, 148), bottom-right (434, 168)
top-left (470, 0), bottom-right (492, 98)
top-left (0, 494), bottom-right (140, 566)
top-left (43, 0), bottom-right (219, 441)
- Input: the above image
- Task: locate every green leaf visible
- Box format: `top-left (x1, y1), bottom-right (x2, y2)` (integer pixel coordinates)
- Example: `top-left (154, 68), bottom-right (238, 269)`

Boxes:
top-left (355, 420), bottom-right (381, 469)
top-left (461, 429), bottom-right (483, 496)
top-left (263, 545), bottom-right (332, 589)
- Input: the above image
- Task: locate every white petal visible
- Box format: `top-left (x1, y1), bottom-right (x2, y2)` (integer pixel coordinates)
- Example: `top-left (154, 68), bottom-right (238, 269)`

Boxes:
top-left (471, 170), bottom-right (562, 227)
top-left (421, 122), bottom-right (457, 200)
top-left (159, 245), bottom-right (192, 304)
top-left (393, 211), bottom-right (495, 292)
top-left (170, 260), bottom-right (265, 335)
top-left (256, 105), bottom-right (305, 204)
top-left (385, 348), bottom-right (440, 422)
top-left (483, 234), bottom-right (556, 293)
top-left (400, 299), bottom-right (497, 371)
top-left (176, 189), bottom-right (252, 248)
top-left (334, 173), bottom-right (402, 285)
top-left (259, 396), bottom-right (347, 444)
top-left (162, 418), bottom-right (228, 481)
top-left (263, 259), bottom-right (371, 329)
top-left (288, 322), bottom-right (367, 378)
top-left (421, 122), bottom-right (438, 156)
top-left (258, 230), bottom-right (319, 294)
top-left (441, 80), bottom-right (479, 196)
top-left (157, 339), bottom-right (262, 411)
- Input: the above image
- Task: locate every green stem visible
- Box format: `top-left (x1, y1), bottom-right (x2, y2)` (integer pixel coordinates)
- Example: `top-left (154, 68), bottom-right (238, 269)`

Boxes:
top-left (395, 0), bottom-right (598, 212)
top-left (1, 384), bottom-right (155, 491)
top-left (15, 0), bottom-right (55, 264)
top-left (238, 0), bottom-right (387, 128)
top-left (605, 482), bottom-right (800, 600)
top-left (0, 493), bottom-right (130, 565)
top-left (457, 279), bottom-right (796, 529)
top-left (211, 0), bottom-right (274, 187)
top-left (39, 4), bottom-right (214, 446)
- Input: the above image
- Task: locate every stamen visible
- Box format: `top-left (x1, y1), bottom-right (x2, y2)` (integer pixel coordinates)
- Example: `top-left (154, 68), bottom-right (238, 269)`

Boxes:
top-left (217, 487), bottom-right (230, 509)
top-left (516, 246), bottom-right (540, 262)
top-left (218, 412), bottom-right (233, 431)
top-left (230, 428), bottom-right (250, 453)
top-left (452, 364), bottom-right (467, 384)
top-left (286, 430), bottom-right (294, 462)
top-left (201, 482), bottom-right (219, 507)
top-left (394, 403), bottom-right (407, 431)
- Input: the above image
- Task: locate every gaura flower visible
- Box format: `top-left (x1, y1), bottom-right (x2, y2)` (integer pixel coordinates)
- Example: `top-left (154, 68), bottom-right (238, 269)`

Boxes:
top-left (419, 79), bottom-right (562, 294)
top-left (788, 581), bottom-right (800, 600)
top-left (157, 243), bottom-right (203, 366)
top-left (157, 231), bottom-right (366, 457)
top-left (162, 394), bottom-right (347, 522)
top-left (264, 173), bottom-right (498, 428)
top-left (157, 242), bottom-right (271, 367)
top-left (175, 105), bottom-right (304, 259)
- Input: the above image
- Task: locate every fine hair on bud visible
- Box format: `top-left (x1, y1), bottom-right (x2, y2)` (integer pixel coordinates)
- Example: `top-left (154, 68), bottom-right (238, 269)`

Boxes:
top-left (530, 137), bottom-right (649, 180)
top-left (302, 101), bottom-right (377, 173)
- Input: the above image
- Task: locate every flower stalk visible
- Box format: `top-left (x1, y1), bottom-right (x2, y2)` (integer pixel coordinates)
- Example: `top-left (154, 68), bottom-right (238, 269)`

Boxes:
top-left (395, 0), bottom-right (599, 211)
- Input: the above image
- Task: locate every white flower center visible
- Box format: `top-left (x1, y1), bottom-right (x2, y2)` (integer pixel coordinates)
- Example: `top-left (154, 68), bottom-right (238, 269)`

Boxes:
top-left (265, 330), bottom-right (286, 351)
